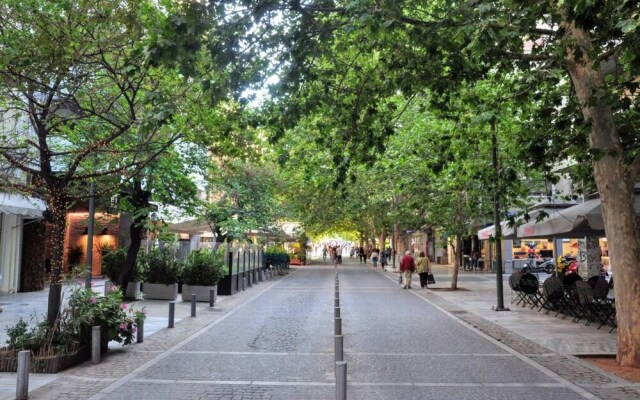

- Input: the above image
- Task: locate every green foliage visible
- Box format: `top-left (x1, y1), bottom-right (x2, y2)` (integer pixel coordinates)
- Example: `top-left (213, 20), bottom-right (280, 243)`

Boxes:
top-left (204, 159), bottom-right (283, 242)
top-left (101, 247), bottom-right (127, 283)
top-left (181, 249), bottom-right (227, 286)
top-left (140, 249), bottom-right (181, 284)
top-left (101, 246), bottom-right (146, 283)
top-left (66, 245), bottom-right (84, 267)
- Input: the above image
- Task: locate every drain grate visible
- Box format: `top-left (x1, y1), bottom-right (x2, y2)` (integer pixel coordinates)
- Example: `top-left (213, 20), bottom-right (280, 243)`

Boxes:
top-left (449, 310), bottom-right (468, 315)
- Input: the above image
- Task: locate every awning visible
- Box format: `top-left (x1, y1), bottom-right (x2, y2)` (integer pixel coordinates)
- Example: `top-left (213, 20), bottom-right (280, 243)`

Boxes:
top-left (477, 206), bottom-right (575, 240)
top-left (516, 195), bottom-right (640, 238)
top-left (0, 193), bottom-right (46, 218)
top-left (167, 219), bottom-right (211, 235)
top-left (477, 221), bottom-right (517, 240)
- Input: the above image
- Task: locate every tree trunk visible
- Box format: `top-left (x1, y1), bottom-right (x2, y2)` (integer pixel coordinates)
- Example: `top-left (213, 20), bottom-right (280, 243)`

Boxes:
top-left (118, 180), bottom-right (150, 298)
top-left (378, 228), bottom-right (386, 251)
top-left (564, 22), bottom-right (640, 367)
top-left (118, 214), bottom-right (144, 297)
top-left (451, 236), bottom-right (460, 290)
top-left (46, 192), bottom-right (69, 326)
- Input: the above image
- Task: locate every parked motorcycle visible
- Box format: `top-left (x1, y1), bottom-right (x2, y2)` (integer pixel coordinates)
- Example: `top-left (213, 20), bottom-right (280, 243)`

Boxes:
top-left (522, 257), bottom-right (555, 274)
top-left (556, 255), bottom-right (578, 276)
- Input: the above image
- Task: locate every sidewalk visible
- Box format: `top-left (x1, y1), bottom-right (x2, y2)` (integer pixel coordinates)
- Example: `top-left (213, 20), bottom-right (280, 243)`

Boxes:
top-left (376, 262), bottom-right (616, 355)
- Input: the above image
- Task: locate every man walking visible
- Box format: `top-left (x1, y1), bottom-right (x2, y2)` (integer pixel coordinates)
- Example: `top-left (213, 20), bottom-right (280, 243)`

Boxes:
top-left (400, 251), bottom-right (416, 289)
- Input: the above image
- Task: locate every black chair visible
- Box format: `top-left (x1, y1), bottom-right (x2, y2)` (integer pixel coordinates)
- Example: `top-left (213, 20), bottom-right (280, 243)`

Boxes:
top-left (539, 276), bottom-right (564, 314)
top-left (519, 273), bottom-right (542, 309)
top-left (509, 271), bottom-right (526, 306)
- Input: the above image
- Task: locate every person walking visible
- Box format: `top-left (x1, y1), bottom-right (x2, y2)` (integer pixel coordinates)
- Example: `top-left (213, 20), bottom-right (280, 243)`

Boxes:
top-left (399, 250), bottom-right (416, 289)
top-left (416, 251), bottom-right (431, 288)
top-left (471, 248), bottom-right (479, 270)
top-left (371, 248), bottom-right (380, 268)
top-left (380, 251), bottom-right (388, 270)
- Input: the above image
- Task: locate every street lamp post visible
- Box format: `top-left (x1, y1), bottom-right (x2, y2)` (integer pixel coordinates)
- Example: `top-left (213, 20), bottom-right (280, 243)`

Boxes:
top-left (84, 182), bottom-right (95, 289)
top-left (491, 120), bottom-right (508, 311)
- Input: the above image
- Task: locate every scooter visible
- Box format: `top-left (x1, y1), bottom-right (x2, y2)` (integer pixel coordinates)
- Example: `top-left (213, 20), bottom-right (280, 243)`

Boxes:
top-left (522, 257), bottom-right (555, 274)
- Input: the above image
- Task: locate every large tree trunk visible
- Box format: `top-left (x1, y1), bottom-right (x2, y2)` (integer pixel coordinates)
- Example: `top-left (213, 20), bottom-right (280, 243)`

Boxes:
top-left (46, 191), bottom-right (69, 326)
top-left (564, 22), bottom-right (640, 367)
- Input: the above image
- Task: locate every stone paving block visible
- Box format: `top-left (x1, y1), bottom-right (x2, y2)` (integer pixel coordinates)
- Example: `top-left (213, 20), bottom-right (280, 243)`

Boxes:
top-left (345, 354), bottom-right (556, 383)
top-left (347, 385), bottom-right (590, 400)
top-left (138, 352), bottom-right (335, 382)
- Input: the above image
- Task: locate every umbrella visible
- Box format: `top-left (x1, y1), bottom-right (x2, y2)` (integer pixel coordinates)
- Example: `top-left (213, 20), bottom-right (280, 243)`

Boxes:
top-left (516, 195), bottom-right (640, 239)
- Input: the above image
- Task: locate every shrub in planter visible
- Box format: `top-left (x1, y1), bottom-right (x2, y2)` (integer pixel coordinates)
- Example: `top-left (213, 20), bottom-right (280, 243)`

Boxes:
top-left (264, 246), bottom-right (288, 268)
top-left (181, 249), bottom-right (227, 301)
top-left (140, 249), bottom-right (181, 300)
top-left (182, 249), bottom-right (227, 286)
top-left (141, 249), bottom-right (181, 284)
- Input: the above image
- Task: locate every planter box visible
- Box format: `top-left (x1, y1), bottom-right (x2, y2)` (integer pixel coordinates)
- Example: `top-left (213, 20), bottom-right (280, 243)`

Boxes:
top-left (126, 281), bottom-right (141, 299)
top-left (0, 346), bottom-right (90, 373)
top-left (181, 284), bottom-right (217, 302)
top-left (143, 282), bottom-right (178, 300)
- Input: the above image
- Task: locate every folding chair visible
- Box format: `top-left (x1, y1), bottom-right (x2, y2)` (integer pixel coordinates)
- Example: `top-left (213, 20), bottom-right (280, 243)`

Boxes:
top-left (572, 281), bottom-right (595, 323)
top-left (539, 277), bottom-right (564, 314)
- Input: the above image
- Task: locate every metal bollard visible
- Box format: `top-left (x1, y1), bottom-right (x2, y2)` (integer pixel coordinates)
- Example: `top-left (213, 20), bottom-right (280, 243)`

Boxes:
top-left (209, 288), bottom-right (215, 307)
top-left (91, 326), bottom-right (101, 364)
top-left (16, 350), bottom-right (29, 400)
top-left (336, 361), bottom-right (347, 400)
top-left (335, 334), bottom-right (344, 362)
top-left (168, 301), bottom-right (175, 328)
top-left (334, 297), bottom-right (340, 308)
top-left (258, 268), bottom-right (264, 282)
top-left (242, 276), bottom-right (247, 291)
top-left (191, 294), bottom-right (197, 317)
top-left (136, 317), bottom-right (144, 343)
top-left (335, 317), bottom-right (342, 335)
top-left (334, 307), bottom-right (341, 318)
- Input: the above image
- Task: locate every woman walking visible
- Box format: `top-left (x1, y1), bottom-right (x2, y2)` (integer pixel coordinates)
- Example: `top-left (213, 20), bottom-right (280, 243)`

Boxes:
top-left (371, 248), bottom-right (380, 268)
top-left (416, 251), bottom-right (431, 288)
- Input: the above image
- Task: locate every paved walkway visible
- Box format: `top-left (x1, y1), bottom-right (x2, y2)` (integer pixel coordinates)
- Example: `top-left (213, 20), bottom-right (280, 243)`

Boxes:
top-left (0, 259), bottom-right (638, 399)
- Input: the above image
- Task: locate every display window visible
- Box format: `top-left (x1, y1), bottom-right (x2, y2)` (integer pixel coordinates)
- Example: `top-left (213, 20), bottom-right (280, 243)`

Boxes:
top-left (511, 239), bottom-right (554, 259)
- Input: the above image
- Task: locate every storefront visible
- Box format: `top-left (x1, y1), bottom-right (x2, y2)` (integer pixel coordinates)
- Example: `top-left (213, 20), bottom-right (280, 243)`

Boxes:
top-left (0, 193), bottom-right (46, 292)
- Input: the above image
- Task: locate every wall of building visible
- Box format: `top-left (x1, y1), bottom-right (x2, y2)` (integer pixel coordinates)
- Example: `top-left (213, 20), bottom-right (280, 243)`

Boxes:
top-left (63, 212), bottom-right (119, 276)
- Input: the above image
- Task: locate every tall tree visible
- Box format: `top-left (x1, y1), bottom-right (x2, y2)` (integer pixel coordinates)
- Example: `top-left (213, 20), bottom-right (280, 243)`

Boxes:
top-left (0, 0), bottom-right (190, 324)
top-left (218, 0), bottom-right (640, 367)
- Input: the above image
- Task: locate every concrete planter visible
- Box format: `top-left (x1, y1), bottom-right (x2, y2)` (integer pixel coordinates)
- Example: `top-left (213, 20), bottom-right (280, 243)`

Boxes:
top-left (143, 282), bottom-right (178, 300)
top-left (182, 284), bottom-right (217, 302)
top-left (126, 281), bottom-right (141, 299)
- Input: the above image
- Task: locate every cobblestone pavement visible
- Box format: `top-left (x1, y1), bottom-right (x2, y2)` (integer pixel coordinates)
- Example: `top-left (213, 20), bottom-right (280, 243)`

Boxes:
top-left (14, 261), bottom-right (640, 399)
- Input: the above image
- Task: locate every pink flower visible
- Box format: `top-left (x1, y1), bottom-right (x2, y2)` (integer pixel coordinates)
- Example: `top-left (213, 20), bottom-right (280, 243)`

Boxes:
top-left (89, 297), bottom-right (97, 304)
top-left (120, 303), bottom-right (128, 309)
top-left (119, 323), bottom-right (127, 330)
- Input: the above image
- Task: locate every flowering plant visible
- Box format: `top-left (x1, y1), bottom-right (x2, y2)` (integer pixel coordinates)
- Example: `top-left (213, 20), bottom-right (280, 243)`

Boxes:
top-left (64, 284), bottom-right (143, 346)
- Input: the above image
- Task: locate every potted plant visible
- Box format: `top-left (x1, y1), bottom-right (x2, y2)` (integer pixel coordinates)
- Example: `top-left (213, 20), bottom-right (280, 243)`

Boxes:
top-left (181, 249), bottom-right (227, 302)
top-left (141, 249), bottom-right (181, 300)
top-left (0, 283), bottom-right (144, 373)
